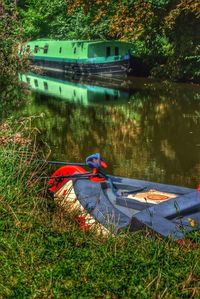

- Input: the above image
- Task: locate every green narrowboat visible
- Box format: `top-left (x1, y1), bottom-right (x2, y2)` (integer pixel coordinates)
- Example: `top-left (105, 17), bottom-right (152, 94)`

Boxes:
top-left (22, 39), bottom-right (133, 76)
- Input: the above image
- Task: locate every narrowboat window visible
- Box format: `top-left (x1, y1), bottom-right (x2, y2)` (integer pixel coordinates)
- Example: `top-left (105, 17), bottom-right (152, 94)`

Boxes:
top-left (34, 79), bottom-right (38, 87)
top-left (34, 45), bottom-right (39, 53)
top-left (59, 86), bottom-right (62, 94)
top-left (59, 47), bottom-right (62, 53)
top-left (44, 45), bottom-right (48, 54)
top-left (115, 47), bottom-right (119, 56)
top-left (106, 47), bottom-right (111, 57)
top-left (105, 93), bottom-right (110, 101)
top-left (44, 81), bottom-right (48, 90)
top-left (74, 47), bottom-right (76, 54)
top-left (26, 77), bottom-right (30, 84)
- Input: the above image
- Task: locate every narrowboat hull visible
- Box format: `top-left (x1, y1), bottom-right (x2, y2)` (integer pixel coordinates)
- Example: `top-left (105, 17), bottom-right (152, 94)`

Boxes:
top-left (29, 56), bottom-right (132, 76)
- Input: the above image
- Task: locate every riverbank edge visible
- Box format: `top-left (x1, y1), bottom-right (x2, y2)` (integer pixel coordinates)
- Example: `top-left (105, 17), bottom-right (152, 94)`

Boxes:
top-left (0, 119), bottom-right (200, 298)
top-left (130, 56), bottom-right (200, 84)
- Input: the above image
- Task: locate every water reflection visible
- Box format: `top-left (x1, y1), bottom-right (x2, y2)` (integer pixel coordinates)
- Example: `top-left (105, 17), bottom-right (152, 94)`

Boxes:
top-left (19, 72), bottom-right (130, 104)
top-left (18, 72), bottom-right (200, 188)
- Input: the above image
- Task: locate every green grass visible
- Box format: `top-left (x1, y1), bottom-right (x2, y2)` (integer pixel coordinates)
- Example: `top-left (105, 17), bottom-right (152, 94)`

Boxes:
top-left (0, 122), bottom-right (200, 298)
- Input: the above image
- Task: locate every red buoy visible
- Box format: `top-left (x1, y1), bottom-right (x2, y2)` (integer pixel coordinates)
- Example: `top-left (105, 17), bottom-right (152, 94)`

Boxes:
top-left (48, 165), bottom-right (106, 193)
top-left (48, 165), bottom-right (87, 193)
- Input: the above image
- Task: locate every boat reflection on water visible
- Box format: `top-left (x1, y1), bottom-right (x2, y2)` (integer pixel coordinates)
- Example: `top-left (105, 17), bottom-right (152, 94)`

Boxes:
top-left (19, 72), bottom-right (131, 105)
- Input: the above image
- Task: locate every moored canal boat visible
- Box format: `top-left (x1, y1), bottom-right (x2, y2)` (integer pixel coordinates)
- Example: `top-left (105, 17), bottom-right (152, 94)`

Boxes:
top-left (47, 154), bottom-right (200, 240)
top-left (21, 39), bottom-right (133, 76)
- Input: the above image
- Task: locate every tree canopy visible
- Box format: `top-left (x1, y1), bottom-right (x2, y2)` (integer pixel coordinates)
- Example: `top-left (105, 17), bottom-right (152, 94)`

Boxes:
top-left (1, 0), bottom-right (200, 81)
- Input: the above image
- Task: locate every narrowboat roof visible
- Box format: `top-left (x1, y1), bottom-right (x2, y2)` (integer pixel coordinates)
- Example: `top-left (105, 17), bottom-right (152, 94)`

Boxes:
top-left (27, 39), bottom-right (133, 46)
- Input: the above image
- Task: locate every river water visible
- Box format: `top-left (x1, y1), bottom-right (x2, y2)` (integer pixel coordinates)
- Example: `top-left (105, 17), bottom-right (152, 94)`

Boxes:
top-left (9, 72), bottom-right (200, 188)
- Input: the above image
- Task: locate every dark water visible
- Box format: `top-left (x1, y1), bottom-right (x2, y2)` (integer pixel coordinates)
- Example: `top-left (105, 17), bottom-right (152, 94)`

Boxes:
top-left (14, 73), bottom-right (200, 188)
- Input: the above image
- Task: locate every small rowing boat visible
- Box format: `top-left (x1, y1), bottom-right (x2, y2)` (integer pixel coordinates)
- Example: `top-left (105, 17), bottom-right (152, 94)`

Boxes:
top-left (48, 154), bottom-right (200, 240)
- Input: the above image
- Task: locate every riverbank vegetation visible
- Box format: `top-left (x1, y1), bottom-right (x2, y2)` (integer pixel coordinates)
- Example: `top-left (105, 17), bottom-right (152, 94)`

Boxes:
top-left (0, 121), bottom-right (200, 298)
top-left (4, 0), bottom-right (198, 82)
top-left (0, 2), bottom-right (26, 87)
top-left (0, 2), bottom-right (29, 119)
top-left (0, 1), bottom-right (199, 82)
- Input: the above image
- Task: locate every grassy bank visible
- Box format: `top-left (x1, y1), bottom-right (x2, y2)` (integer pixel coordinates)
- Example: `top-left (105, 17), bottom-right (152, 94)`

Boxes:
top-left (0, 122), bottom-right (200, 298)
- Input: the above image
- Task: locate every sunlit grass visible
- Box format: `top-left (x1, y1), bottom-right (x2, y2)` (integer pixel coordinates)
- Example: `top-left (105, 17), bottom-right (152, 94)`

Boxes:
top-left (0, 121), bottom-right (200, 298)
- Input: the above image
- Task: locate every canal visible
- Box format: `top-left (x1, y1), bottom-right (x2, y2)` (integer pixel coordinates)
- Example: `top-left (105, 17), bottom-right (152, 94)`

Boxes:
top-left (4, 72), bottom-right (200, 188)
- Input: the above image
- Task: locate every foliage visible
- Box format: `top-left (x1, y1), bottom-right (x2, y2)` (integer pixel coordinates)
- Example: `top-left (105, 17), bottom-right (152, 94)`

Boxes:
top-left (0, 2), bottom-right (25, 85)
top-left (0, 1), bottom-right (28, 116)
top-left (15, 0), bottom-right (200, 81)
top-left (0, 0), bottom-right (199, 83)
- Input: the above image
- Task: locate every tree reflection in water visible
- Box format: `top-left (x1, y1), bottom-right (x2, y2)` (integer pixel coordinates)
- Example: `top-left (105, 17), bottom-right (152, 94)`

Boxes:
top-left (17, 74), bottom-right (200, 188)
